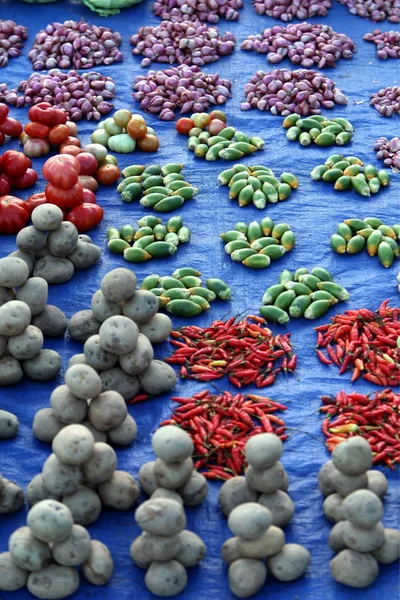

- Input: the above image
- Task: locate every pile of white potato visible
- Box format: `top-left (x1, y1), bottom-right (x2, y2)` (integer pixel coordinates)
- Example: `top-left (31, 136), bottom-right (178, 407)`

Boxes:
top-left (0, 257), bottom-right (67, 386)
top-left (27, 423), bottom-right (140, 525)
top-left (138, 425), bottom-right (209, 507)
top-left (131, 497), bottom-right (206, 597)
top-left (318, 437), bottom-right (400, 588)
top-left (0, 498), bottom-right (113, 598)
top-left (0, 472), bottom-right (24, 515)
top-left (9, 204), bottom-right (101, 285)
top-left (220, 434), bottom-right (310, 598)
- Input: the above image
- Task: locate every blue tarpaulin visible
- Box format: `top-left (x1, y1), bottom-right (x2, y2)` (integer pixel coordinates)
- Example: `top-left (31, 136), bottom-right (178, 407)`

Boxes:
top-left (0, 0), bottom-right (399, 598)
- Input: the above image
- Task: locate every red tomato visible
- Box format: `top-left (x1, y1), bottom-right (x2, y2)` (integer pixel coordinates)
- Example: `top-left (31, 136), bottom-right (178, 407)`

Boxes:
top-left (2, 151), bottom-right (30, 178)
top-left (42, 155), bottom-right (80, 190)
top-left (24, 122), bottom-right (50, 139)
top-left (53, 109), bottom-right (68, 125)
top-left (82, 188), bottom-right (96, 204)
top-left (0, 132), bottom-right (5, 146)
top-left (28, 103), bottom-right (57, 127)
top-left (78, 175), bottom-right (98, 192)
top-left (45, 182), bottom-right (84, 211)
top-left (12, 168), bottom-right (38, 190)
top-left (26, 192), bottom-right (47, 214)
top-left (76, 152), bottom-right (98, 176)
top-left (208, 119), bottom-right (226, 136)
top-left (126, 115), bottom-right (147, 140)
top-left (0, 174), bottom-right (11, 196)
top-left (137, 134), bottom-right (160, 152)
top-left (25, 157), bottom-right (32, 168)
top-left (0, 104), bottom-right (9, 122)
top-left (96, 164), bottom-right (120, 186)
top-left (48, 124), bottom-right (70, 146)
top-left (176, 118), bottom-right (194, 135)
top-left (23, 137), bottom-right (51, 158)
top-left (0, 117), bottom-right (23, 138)
top-left (65, 203), bottom-right (103, 232)
top-left (60, 145), bottom-right (82, 157)
top-left (59, 137), bottom-right (81, 150)
top-left (0, 195), bottom-right (30, 234)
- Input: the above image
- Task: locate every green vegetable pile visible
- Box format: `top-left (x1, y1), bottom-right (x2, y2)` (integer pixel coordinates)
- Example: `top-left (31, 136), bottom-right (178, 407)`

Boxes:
top-left (82, 0), bottom-right (143, 17)
top-left (218, 164), bottom-right (298, 209)
top-left (187, 125), bottom-right (265, 162)
top-left (220, 218), bottom-right (295, 269)
top-left (331, 218), bottom-right (400, 268)
top-left (107, 215), bottom-right (191, 263)
top-left (283, 114), bottom-right (354, 147)
top-left (311, 154), bottom-right (390, 197)
top-left (260, 267), bottom-right (350, 324)
top-left (141, 268), bottom-right (231, 317)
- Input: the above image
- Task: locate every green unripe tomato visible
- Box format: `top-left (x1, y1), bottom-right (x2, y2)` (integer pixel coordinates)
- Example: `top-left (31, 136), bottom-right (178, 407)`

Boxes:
top-left (113, 109), bottom-right (132, 128)
top-left (108, 134), bottom-right (136, 153)
top-left (91, 129), bottom-right (110, 147)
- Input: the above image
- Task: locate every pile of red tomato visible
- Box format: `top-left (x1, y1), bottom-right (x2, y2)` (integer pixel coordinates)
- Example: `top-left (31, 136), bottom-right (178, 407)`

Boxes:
top-left (21, 102), bottom-right (80, 158)
top-left (0, 105), bottom-right (23, 146)
top-left (0, 150), bottom-right (38, 195)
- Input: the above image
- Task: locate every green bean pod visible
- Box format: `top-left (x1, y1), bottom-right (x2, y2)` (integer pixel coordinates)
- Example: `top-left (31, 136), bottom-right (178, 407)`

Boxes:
top-left (368, 178), bottom-right (381, 194)
top-left (336, 131), bottom-right (353, 145)
top-left (172, 267), bottom-right (201, 279)
top-left (310, 165), bottom-right (328, 180)
top-left (188, 287), bottom-right (216, 301)
top-left (161, 163), bottom-right (184, 176)
top-left (346, 235), bottom-right (365, 254)
top-left (140, 274), bottom-right (160, 290)
top-left (311, 267), bottom-right (333, 281)
top-left (233, 164), bottom-right (251, 173)
top-left (262, 284), bottom-right (286, 305)
top-left (309, 128), bottom-right (321, 140)
top-left (225, 240), bottom-right (250, 254)
top-left (315, 132), bottom-right (336, 146)
top-left (145, 242), bottom-right (177, 257)
top-left (117, 176), bottom-right (142, 192)
top-left (153, 196), bottom-right (185, 212)
top-left (108, 239), bottom-right (130, 254)
top-left (123, 247), bottom-right (151, 262)
top-left (220, 230), bottom-right (247, 243)
top-left (293, 267), bottom-right (309, 281)
top-left (248, 176), bottom-right (262, 190)
top-left (218, 168), bottom-right (236, 185)
top-left (137, 216), bottom-right (162, 229)
top-left (252, 191), bottom-right (267, 209)
top-left (280, 173), bottom-right (298, 189)
top-left (322, 168), bottom-right (343, 183)
top-left (286, 126), bottom-right (301, 141)
top-left (366, 230), bottom-right (383, 256)
top-left (234, 131), bottom-right (250, 144)
top-left (345, 156), bottom-right (363, 166)
top-left (280, 269), bottom-right (294, 284)
top-left (188, 137), bottom-right (201, 151)
top-left (231, 248), bottom-right (257, 262)
top-left (317, 281), bottom-right (350, 301)
top-left (194, 143), bottom-right (209, 158)
top-left (219, 127), bottom-right (236, 140)
top-left (325, 154), bottom-right (343, 168)
top-left (107, 227), bottom-right (120, 241)
top-left (262, 182), bottom-right (278, 203)
top-left (382, 236), bottom-right (399, 256)
top-left (363, 217), bottom-right (384, 229)
top-left (274, 290), bottom-right (296, 310)
top-left (282, 114), bottom-right (301, 128)
top-left (218, 147), bottom-right (245, 161)
top-left (288, 295), bottom-right (311, 318)
top-left (298, 274), bottom-right (323, 291)
top-left (166, 299), bottom-right (203, 317)
top-left (331, 234), bottom-right (347, 254)
top-left (247, 221), bottom-right (263, 243)
top-left (299, 118), bottom-right (323, 131)
top-left (310, 290), bottom-right (338, 304)
top-left (277, 183), bottom-right (292, 201)
top-left (249, 136), bottom-right (265, 150)
top-left (332, 118), bottom-right (354, 132)
top-left (285, 282), bottom-right (313, 296)
top-left (121, 183), bottom-right (142, 203)
top-left (351, 177), bottom-right (371, 197)
top-left (238, 185), bottom-right (255, 207)
top-left (242, 253), bottom-right (271, 268)
top-left (336, 223), bottom-right (353, 240)
top-left (259, 305), bottom-right (290, 325)
top-left (259, 217), bottom-right (273, 236)
top-left (189, 296), bottom-right (210, 310)
top-left (140, 193), bottom-right (168, 208)
top-left (229, 179), bottom-right (249, 199)
top-left (260, 245), bottom-right (286, 260)
top-left (161, 288), bottom-right (191, 300)
top-left (178, 227), bottom-right (191, 243)
top-left (180, 276), bottom-right (203, 288)
top-left (377, 170), bottom-right (390, 186)
top-left (158, 296), bottom-right (170, 309)
top-left (234, 222), bottom-right (248, 234)
top-left (205, 278), bottom-right (231, 300)
top-left (334, 176), bottom-right (352, 191)
top-left (377, 241), bottom-right (394, 268)
top-left (321, 124), bottom-right (343, 135)
top-left (304, 299), bottom-right (331, 319)
top-left (133, 235), bottom-right (155, 249)
top-left (160, 276), bottom-right (185, 289)
top-left (357, 228), bottom-right (373, 239)
top-left (143, 175), bottom-right (164, 189)
top-left (134, 226), bottom-right (153, 239)
top-left (251, 237), bottom-right (279, 251)
top-left (143, 187), bottom-right (169, 197)
top-left (153, 224), bottom-right (168, 240)
top-left (122, 165), bottom-right (145, 178)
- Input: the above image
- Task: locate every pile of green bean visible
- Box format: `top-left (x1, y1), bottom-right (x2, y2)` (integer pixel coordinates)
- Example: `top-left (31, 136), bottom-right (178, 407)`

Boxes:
top-left (141, 268), bottom-right (231, 317)
top-left (218, 164), bottom-right (298, 209)
top-left (107, 215), bottom-right (191, 263)
top-left (331, 218), bottom-right (400, 268)
top-left (311, 154), bottom-right (390, 197)
top-left (187, 126), bottom-right (265, 162)
top-left (283, 114), bottom-right (354, 147)
top-left (220, 217), bottom-right (295, 269)
top-left (117, 163), bottom-right (198, 211)
top-left (260, 267), bottom-right (350, 324)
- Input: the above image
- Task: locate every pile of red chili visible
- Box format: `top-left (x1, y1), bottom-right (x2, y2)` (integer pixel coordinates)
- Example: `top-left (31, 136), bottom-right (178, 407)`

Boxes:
top-left (165, 315), bottom-right (295, 388)
top-left (320, 389), bottom-right (400, 468)
top-left (315, 300), bottom-right (400, 386)
top-left (160, 390), bottom-right (287, 480)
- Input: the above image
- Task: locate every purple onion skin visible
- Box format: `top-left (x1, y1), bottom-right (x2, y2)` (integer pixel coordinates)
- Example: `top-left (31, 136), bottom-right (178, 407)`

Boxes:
top-left (338, 0), bottom-right (400, 23)
top-left (152, 0), bottom-right (243, 23)
top-left (0, 19), bottom-right (28, 67)
top-left (370, 85), bottom-right (400, 118)
top-left (252, 0), bottom-right (332, 21)
top-left (374, 136), bottom-right (400, 170)
top-left (364, 29), bottom-right (400, 59)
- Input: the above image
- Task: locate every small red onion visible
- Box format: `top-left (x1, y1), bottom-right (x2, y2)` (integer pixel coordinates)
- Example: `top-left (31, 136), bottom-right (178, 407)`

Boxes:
top-left (252, 0), bottom-right (332, 21)
top-left (338, 0), bottom-right (400, 22)
top-left (364, 29), bottom-right (400, 59)
top-left (133, 64), bottom-right (232, 120)
top-left (370, 85), bottom-right (400, 117)
top-left (152, 0), bottom-right (243, 23)
top-left (0, 20), bottom-right (28, 68)
top-left (28, 19), bottom-right (122, 71)
top-left (373, 136), bottom-right (400, 170)
top-left (241, 68), bottom-right (347, 116)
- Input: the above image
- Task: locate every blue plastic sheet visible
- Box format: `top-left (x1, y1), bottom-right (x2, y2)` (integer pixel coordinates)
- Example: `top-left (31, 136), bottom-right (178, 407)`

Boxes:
top-left (0, 1), bottom-right (399, 598)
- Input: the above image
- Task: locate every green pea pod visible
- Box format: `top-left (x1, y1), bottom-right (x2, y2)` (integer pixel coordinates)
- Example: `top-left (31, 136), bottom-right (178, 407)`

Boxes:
top-left (238, 184), bottom-right (255, 207)
top-left (260, 245), bottom-right (286, 260)
top-left (143, 187), bottom-right (169, 197)
top-left (369, 178), bottom-right (381, 194)
top-left (218, 168), bottom-right (236, 185)
top-left (145, 242), bottom-right (177, 257)
top-left (164, 232), bottom-right (180, 247)
top-left (121, 183), bottom-right (143, 203)
top-left (279, 231), bottom-right (295, 251)
top-left (334, 176), bottom-right (352, 191)
top-left (310, 290), bottom-right (338, 304)
top-left (336, 223), bottom-right (353, 241)
top-left (310, 165), bottom-right (328, 181)
top-left (377, 170), bottom-right (390, 186)
top-left (382, 236), bottom-right (399, 256)
top-left (123, 247), bottom-right (151, 263)
top-left (333, 161), bottom-right (351, 171)
top-left (218, 147), bottom-right (245, 161)
top-left (160, 276), bottom-right (185, 290)
top-left (188, 137), bottom-right (201, 151)
top-left (234, 131), bottom-right (250, 144)
top-left (164, 216), bottom-right (183, 233)
top-left (364, 164), bottom-right (378, 180)
top-left (311, 267), bottom-right (333, 282)
top-left (315, 132), bottom-right (336, 147)
top-left (366, 230), bottom-right (383, 256)
top-left (344, 156), bottom-right (363, 166)
top-left (140, 193), bottom-right (168, 208)
top-left (248, 176), bottom-right (262, 191)
top-left (298, 274), bottom-right (322, 291)
top-left (299, 118), bottom-right (323, 131)
top-left (317, 281), bottom-right (350, 301)
top-left (189, 295), bottom-right (210, 310)
top-left (107, 227), bottom-right (120, 241)
top-left (117, 176), bottom-right (142, 192)
top-left (166, 299), bottom-right (203, 318)
top-left (343, 164), bottom-right (361, 177)
top-left (325, 154), bottom-right (344, 168)
top-left (148, 287), bottom-right (162, 296)
top-left (153, 196), bottom-right (185, 212)
top-left (178, 227), bottom-right (191, 243)
top-left (251, 168), bottom-right (275, 177)
top-left (194, 143), bottom-right (209, 158)
top-left (289, 295), bottom-right (312, 318)
top-left (161, 288), bottom-right (191, 300)
top-left (285, 281), bottom-right (313, 296)
top-left (331, 234), bottom-right (347, 254)
top-left (230, 142), bottom-right (257, 155)
top-left (122, 165), bottom-right (145, 178)
top-left (277, 183), bottom-right (292, 201)
top-left (282, 114), bottom-right (301, 128)
top-left (346, 235), bottom-right (365, 254)
top-left (258, 176), bottom-right (279, 189)
top-left (134, 235), bottom-right (155, 249)
top-left (280, 172), bottom-right (298, 189)
top-left (153, 224), bottom-right (168, 240)
top-left (205, 278), bottom-right (232, 300)
top-left (143, 165), bottom-right (162, 176)
top-left (274, 290), bottom-right (296, 311)
top-left (208, 135), bottom-right (230, 147)
top-left (188, 287), bottom-right (216, 301)
top-left (163, 173), bottom-right (185, 184)
top-left (230, 172), bottom-right (250, 184)
top-left (262, 284), bottom-right (286, 305)
top-left (259, 305), bottom-right (290, 325)
top-left (286, 125), bottom-right (301, 140)
top-left (133, 227), bottom-right (151, 240)
top-left (377, 241), bottom-right (394, 268)
top-left (233, 164), bottom-right (251, 173)
top-left (343, 219), bottom-right (367, 233)
top-left (234, 222), bottom-right (248, 235)
top-left (180, 276), bottom-right (203, 288)
top-left (243, 254), bottom-right (271, 269)
top-left (293, 267), bottom-right (309, 281)
top-left (231, 248), bottom-right (257, 262)
top-left (229, 180), bottom-right (249, 199)
top-left (137, 215), bottom-right (163, 228)
top-left (172, 186), bottom-right (197, 200)
top-left (161, 163), bottom-right (184, 176)
top-left (262, 182), bottom-right (278, 203)
top-left (321, 124), bottom-right (343, 135)
top-left (357, 228), bottom-right (373, 239)
top-left (260, 217), bottom-right (274, 236)
top-left (225, 240), bottom-right (250, 254)
top-left (252, 190), bottom-right (267, 209)
top-left (280, 270), bottom-right (294, 285)
top-left (108, 239), bottom-right (130, 254)
top-left (249, 136), bottom-right (265, 150)
top-left (143, 176), bottom-right (164, 190)
top-left (363, 217), bottom-right (384, 229)
top-left (304, 299), bottom-right (331, 319)
top-left (172, 268), bottom-right (201, 279)
top-left (309, 115), bottom-right (326, 123)
top-left (351, 177), bottom-right (371, 197)
top-left (322, 168), bottom-right (343, 183)
top-left (220, 230), bottom-right (247, 243)
top-left (140, 274), bottom-right (160, 290)
top-left (392, 224), bottom-right (400, 239)
top-left (271, 223), bottom-right (290, 239)
top-left (219, 127), bottom-right (236, 140)
top-left (309, 128), bottom-right (321, 140)
top-left (158, 296), bottom-right (170, 309)
top-left (332, 118), bottom-right (354, 132)
top-left (247, 221), bottom-right (263, 243)
top-left (336, 131), bottom-right (353, 146)
top-left (206, 142), bottom-right (231, 161)
top-left (251, 237), bottom-right (279, 251)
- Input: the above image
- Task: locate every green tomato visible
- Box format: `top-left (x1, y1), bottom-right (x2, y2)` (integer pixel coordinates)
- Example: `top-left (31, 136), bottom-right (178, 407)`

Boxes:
top-left (83, 143), bottom-right (108, 162)
top-left (113, 109), bottom-right (132, 128)
top-left (91, 129), bottom-right (110, 147)
top-left (108, 133), bottom-right (136, 154)
top-left (104, 119), bottom-right (123, 136)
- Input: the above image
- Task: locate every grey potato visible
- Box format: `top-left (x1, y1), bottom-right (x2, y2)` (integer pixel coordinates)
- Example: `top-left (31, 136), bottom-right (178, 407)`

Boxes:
top-left (245, 433), bottom-right (283, 469)
top-left (138, 461), bottom-right (158, 495)
top-left (82, 442), bottom-right (117, 485)
top-left (245, 462), bottom-right (286, 494)
top-left (318, 460), bottom-right (337, 496)
top-left (84, 334), bottom-right (118, 370)
top-left (0, 355), bottom-right (23, 385)
top-left (42, 453), bottom-right (82, 496)
top-left (64, 364), bottom-right (102, 400)
top-left (91, 289), bottom-right (122, 323)
top-left (332, 437), bottom-right (372, 476)
top-left (228, 558), bottom-right (267, 598)
top-left (342, 490), bottom-right (383, 528)
top-left (118, 333), bottom-right (153, 376)
top-left (177, 471), bottom-right (208, 506)
top-left (0, 409), bottom-right (19, 439)
top-left (323, 493), bottom-right (345, 522)
top-left (26, 473), bottom-right (61, 506)
top-left (82, 540), bottom-right (113, 585)
top-left (81, 421), bottom-right (107, 443)
top-left (0, 551), bottom-right (28, 591)
top-left (0, 335), bottom-right (6, 357)
top-left (8, 250), bottom-right (35, 276)
top-left (154, 457), bottom-right (193, 490)
top-left (330, 549), bottom-right (379, 587)
top-left (228, 503), bottom-right (272, 541)
top-left (0, 479), bottom-right (24, 514)
top-left (175, 531), bottom-right (206, 567)
top-left (238, 525), bottom-right (285, 559)
top-left (266, 544), bottom-right (310, 582)
top-left (221, 537), bottom-right (242, 565)
top-left (68, 240), bottom-right (101, 270)
top-left (0, 285), bottom-right (16, 307)
top-left (62, 486), bottom-right (102, 526)
top-left (138, 360), bottom-right (177, 396)
top-left (152, 425), bottom-right (193, 463)
top-left (258, 490), bottom-right (295, 527)
top-left (52, 525), bottom-right (92, 567)
top-left (107, 414), bottom-right (137, 446)
top-left (343, 522), bottom-right (385, 553)
top-left (0, 257), bottom-right (29, 288)
top-left (145, 560), bottom-right (187, 597)
top-left (47, 222), bottom-right (78, 257)
top-left (8, 325), bottom-right (43, 360)
top-left (141, 532), bottom-right (182, 562)
top-left (328, 521), bottom-right (348, 552)
top-left (31, 204), bottom-right (63, 231)
top-left (0, 300), bottom-right (31, 336)
top-left (88, 390), bottom-right (127, 432)
top-left (122, 289), bottom-right (158, 324)
top-left (67, 309), bottom-right (100, 342)
top-left (16, 226), bottom-right (47, 253)
top-left (68, 354), bottom-right (90, 369)
top-left (27, 500), bottom-right (73, 543)
top-left (130, 535), bottom-right (152, 569)
top-left (33, 256), bottom-right (74, 285)
top-left (99, 315), bottom-right (139, 355)
top-left (151, 488), bottom-right (183, 505)
top-left (331, 470), bottom-right (368, 498)
top-left (135, 498), bottom-right (186, 536)
top-left (138, 313), bottom-right (172, 344)
top-left (52, 425), bottom-right (95, 465)
top-left (9, 526), bottom-right (52, 572)
top-left (100, 268), bottom-right (137, 303)
top-left (98, 471), bottom-right (140, 510)
top-left (367, 470), bottom-right (388, 499)
top-left (100, 367), bottom-right (140, 401)
top-left (218, 476), bottom-right (259, 517)
top-left (33, 408), bottom-right (64, 442)
top-left (16, 278), bottom-right (48, 316)
top-left (22, 349), bottom-right (62, 380)
top-left (371, 529), bottom-right (400, 564)
top-left (35, 245), bottom-right (51, 260)
top-left (32, 305), bottom-right (67, 337)
top-left (27, 564), bottom-right (79, 599)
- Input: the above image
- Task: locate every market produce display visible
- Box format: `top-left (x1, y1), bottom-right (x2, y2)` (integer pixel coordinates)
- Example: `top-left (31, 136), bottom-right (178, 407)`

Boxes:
top-left (252, 0), bottom-right (332, 20)
top-left (364, 29), bottom-right (400, 59)
top-left (108, 215), bottom-right (191, 262)
top-left (0, 106), bottom-right (23, 148)
top-left (315, 300), bottom-right (399, 385)
top-left (370, 85), bottom-right (400, 117)
top-left (92, 110), bottom-right (160, 154)
top-left (21, 103), bottom-right (79, 159)
top-left (218, 164), bottom-right (298, 208)
top-left (283, 113), bottom-right (354, 147)
top-left (0, 20), bottom-right (27, 68)
top-left (152, 0), bottom-right (243, 23)
top-left (220, 218), bottom-right (295, 269)
top-left (330, 218), bottom-right (400, 267)
top-left (374, 136), bottom-right (400, 170)
top-left (311, 153), bottom-right (390, 196)
top-left (0, 473), bottom-right (24, 514)
top-left (337, 0), bottom-right (400, 23)
top-left (142, 268), bottom-right (231, 315)
top-left (81, 0), bottom-right (143, 17)
top-left (0, 151), bottom-right (37, 198)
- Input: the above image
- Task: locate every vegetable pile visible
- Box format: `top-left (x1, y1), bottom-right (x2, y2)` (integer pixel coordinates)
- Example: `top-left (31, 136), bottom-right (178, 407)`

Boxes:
top-left (166, 315), bottom-right (295, 386)
top-left (241, 68), bottom-right (347, 115)
top-left (220, 218), bottom-right (295, 269)
top-left (142, 268), bottom-right (231, 316)
top-left (130, 20), bottom-right (235, 68)
top-left (132, 65), bottom-right (232, 121)
top-left (218, 164), bottom-right (298, 208)
top-left (0, 471), bottom-right (23, 514)
top-left (260, 267), bottom-right (349, 324)
top-left (0, 151), bottom-right (37, 197)
top-left (92, 110), bottom-right (160, 154)
top-left (152, 0), bottom-right (243, 23)
top-left (320, 389), bottom-right (400, 467)
top-left (337, 0), bottom-right (400, 23)
top-left (161, 394), bottom-right (287, 478)
top-left (364, 29), bottom-right (400, 59)
top-left (331, 218), bottom-right (399, 268)
top-left (21, 103), bottom-right (78, 159)
top-left (241, 22), bottom-right (355, 69)
top-left (0, 105), bottom-right (23, 147)
top-left (283, 113), bottom-right (354, 147)
top-left (60, 143), bottom-right (120, 189)
top-left (252, 0), bottom-right (332, 20)
top-left (314, 300), bottom-right (400, 386)
top-left (374, 136), bottom-right (400, 170)
top-left (108, 215), bottom-right (191, 263)
top-left (28, 19), bottom-right (123, 71)
top-left (311, 153), bottom-right (390, 197)
top-left (370, 85), bottom-right (400, 117)
top-left (0, 20), bottom-right (27, 68)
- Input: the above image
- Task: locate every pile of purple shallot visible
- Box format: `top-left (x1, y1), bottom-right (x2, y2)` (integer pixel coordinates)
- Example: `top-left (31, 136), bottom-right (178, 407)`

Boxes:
top-left (241, 22), bottom-right (355, 69)
top-left (152, 0), bottom-right (243, 23)
top-left (364, 29), bottom-right (400, 59)
top-left (370, 86), bottom-right (400, 117)
top-left (132, 64), bottom-right (232, 120)
top-left (337, 0), bottom-right (400, 22)
top-left (0, 20), bottom-right (28, 68)
top-left (0, 70), bottom-right (115, 121)
top-left (28, 19), bottom-right (123, 71)
top-left (130, 20), bottom-right (235, 67)
top-left (374, 136), bottom-right (400, 169)
top-left (241, 69), bottom-right (347, 116)
top-left (252, 0), bottom-right (332, 21)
